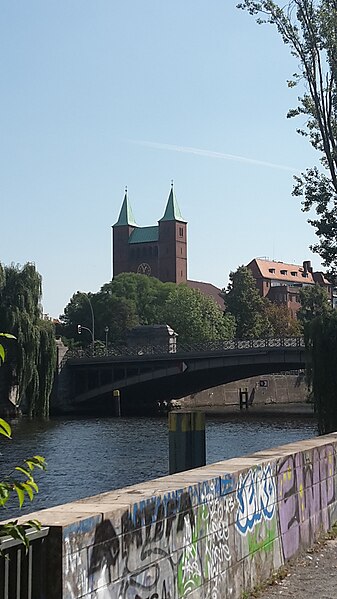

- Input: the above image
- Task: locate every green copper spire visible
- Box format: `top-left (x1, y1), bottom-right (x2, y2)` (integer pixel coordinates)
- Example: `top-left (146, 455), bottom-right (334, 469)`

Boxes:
top-left (159, 182), bottom-right (185, 222)
top-left (114, 187), bottom-right (138, 227)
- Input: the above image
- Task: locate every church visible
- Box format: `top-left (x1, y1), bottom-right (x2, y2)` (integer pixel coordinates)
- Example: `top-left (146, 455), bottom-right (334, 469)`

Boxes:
top-left (112, 183), bottom-right (187, 284)
top-left (112, 184), bottom-right (224, 308)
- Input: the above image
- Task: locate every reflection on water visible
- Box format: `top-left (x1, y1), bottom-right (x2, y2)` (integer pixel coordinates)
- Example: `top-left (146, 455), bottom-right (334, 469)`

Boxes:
top-left (0, 414), bottom-right (317, 518)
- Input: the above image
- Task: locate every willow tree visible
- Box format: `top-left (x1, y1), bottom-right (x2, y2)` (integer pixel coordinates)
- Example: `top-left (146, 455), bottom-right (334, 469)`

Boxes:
top-left (0, 263), bottom-right (56, 416)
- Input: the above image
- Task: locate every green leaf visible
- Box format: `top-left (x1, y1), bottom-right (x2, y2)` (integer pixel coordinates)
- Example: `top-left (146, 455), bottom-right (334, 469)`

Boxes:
top-left (26, 479), bottom-right (38, 493)
top-left (0, 484), bottom-right (10, 507)
top-left (0, 419), bottom-right (11, 439)
top-left (0, 345), bottom-right (5, 364)
top-left (0, 333), bottom-right (16, 339)
top-left (13, 484), bottom-right (25, 508)
top-left (21, 483), bottom-right (34, 501)
top-left (1, 523), bottom-right (29, 551)
top-left (25, 456), bottom-right (46, 471)
top-left (15, 466), bottom-right (32, 478)
top-left (25, 519), bottom-right (41, 531)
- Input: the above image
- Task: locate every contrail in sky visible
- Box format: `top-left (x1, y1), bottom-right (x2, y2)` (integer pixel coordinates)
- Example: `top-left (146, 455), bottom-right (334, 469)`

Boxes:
top-left (128, 139), bottom-right (299, 173)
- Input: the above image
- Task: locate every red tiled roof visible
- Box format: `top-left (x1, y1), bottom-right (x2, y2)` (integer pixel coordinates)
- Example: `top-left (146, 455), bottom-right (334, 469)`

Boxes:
top-left (249, 258), bottom-right (316, 284)
top-left (187, 280), bottom-right (225, 310)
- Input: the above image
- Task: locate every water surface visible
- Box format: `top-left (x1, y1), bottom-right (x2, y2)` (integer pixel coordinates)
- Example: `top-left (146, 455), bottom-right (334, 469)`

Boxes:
top-left (1, 414), bottom-right (317, 518)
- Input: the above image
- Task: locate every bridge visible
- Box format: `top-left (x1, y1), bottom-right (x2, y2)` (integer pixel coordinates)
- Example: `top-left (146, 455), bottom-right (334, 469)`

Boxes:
top-left (53, 337), bottom-right (307, 415)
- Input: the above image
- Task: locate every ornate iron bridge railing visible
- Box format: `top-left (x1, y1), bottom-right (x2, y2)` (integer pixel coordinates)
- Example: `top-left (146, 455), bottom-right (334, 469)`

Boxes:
top-left (63, 336), bottom-right (305, 363)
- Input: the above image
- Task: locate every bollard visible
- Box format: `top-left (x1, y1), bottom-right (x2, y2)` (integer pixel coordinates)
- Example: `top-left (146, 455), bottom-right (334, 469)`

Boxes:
top-left (168, 412), bottom-right (206, 474)
top-left (112, 389), bottom-right (122, 417)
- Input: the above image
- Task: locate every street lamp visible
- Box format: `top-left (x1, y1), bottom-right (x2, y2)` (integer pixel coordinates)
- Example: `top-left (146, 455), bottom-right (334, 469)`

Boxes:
top-left (77, 324), bottom-right (94, 349)
top-left (77, 291), bottom-right (95, 352)
top-left (104, 326), bottom-right (109, 353)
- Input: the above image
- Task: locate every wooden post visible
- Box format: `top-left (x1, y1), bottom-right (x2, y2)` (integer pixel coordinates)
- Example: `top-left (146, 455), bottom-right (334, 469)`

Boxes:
top-left (168, 412), bottom-right (206, 474)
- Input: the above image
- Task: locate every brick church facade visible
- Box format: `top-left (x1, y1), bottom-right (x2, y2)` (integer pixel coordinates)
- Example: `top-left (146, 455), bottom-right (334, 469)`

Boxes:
top-left (112, 184), bottom-right (188, 284)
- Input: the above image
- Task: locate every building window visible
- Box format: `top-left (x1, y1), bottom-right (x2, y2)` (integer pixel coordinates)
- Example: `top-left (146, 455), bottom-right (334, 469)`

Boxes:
top-left (181, 270), bottom-right (183, 277)
top-left (280, 269), bottom-right (287, 275)
top-left (291, 271), bottom-right (297, 276)
top-left (181, 247), bottom-right (183, 254)
top-left (269, 268), bottom-right (275, 274)
top-left (179, 227), bottom-right (184, 237)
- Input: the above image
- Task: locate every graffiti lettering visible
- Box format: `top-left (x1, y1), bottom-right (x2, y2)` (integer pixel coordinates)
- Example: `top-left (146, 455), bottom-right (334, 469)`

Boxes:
top-left (236, 464), bottom-right (276, 535)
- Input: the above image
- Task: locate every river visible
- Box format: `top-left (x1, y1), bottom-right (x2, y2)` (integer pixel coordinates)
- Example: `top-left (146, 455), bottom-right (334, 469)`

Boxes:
top-left (1, 414), bottom-right (317, 518)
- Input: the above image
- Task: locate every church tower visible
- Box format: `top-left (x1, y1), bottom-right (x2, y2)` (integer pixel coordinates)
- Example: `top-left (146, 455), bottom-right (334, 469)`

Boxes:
top-left (158, 183), bottom-right (187, 283)
top-left (112, 188), bottom-right (137, 277)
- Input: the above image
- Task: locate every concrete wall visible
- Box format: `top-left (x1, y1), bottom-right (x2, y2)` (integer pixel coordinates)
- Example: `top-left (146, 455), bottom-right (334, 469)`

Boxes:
top-left (178, 373), bottom-right (307, 410)
top-left (19, 433), bottom-right (337, 599)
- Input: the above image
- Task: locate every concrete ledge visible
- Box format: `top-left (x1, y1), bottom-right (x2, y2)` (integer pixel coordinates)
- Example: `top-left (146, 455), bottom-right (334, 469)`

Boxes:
top-left (6, 433), bottom-right (337, 599)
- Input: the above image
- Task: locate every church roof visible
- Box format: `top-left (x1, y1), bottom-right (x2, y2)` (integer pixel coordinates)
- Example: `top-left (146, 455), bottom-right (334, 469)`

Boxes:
top-left (128, 226), bottom-right (159, 244)
top-left (114, 190), bottom-right (138, 227)
top-left (159, 185), bottom-right (185, 223)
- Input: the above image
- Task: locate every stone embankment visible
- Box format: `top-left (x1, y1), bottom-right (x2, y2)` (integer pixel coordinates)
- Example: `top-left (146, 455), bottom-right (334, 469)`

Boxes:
top-left (178, 373), bottom-right (308, 411)
top-left (9, 432), bottom-right (337, 599)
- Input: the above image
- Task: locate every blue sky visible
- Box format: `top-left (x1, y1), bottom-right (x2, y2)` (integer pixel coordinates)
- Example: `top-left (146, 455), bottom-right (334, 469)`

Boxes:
top-left (1, 1), bottom-right (322, 318)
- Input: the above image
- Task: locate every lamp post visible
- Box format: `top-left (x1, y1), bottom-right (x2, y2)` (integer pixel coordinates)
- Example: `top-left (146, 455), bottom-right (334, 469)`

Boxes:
top-left (77, 324), bottom-right (94, 351)
top-left (77, 291), bottom-right (95, 353)
top-left (104, 326), bottom-right (109, 353)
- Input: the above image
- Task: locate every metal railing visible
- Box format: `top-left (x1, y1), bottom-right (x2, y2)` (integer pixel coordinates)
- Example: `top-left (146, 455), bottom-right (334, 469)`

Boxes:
top-left (0, 527), bottom-right (49, 599)
top-left (62, 336), bottom-right (305, 363)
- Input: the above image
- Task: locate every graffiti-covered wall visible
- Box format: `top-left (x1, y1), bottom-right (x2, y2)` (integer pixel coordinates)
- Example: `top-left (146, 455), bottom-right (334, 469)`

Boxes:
top-left (26, 433), bottom-right (337, 598)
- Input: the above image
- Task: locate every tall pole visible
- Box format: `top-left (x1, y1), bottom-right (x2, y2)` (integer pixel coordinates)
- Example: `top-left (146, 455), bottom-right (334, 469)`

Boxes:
top-left (78, 291), bottom-right (95, 350)
top-left (111, 225), bottom-right (113, 281)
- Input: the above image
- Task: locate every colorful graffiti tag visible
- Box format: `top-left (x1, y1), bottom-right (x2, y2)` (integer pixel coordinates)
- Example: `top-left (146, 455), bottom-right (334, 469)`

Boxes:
top-left (236, 464), bottom-right (276, 535)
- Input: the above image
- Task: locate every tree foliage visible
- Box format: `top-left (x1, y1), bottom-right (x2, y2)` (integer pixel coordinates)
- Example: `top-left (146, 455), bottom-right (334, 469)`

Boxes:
top-left (164, 285), bottom-right (236, 343)
top-left (60, 273), bottom-right (234, 345)
top-left (237, 0), bottom-right (337, 279)
top-left (222, 266), bottom-right (272, 338)
top-left (297, 283), bottom-right (332, 329)
top-left (0, 263), bottom-right (56, 416)
top-left (264, 300), bottom-right (302, 336)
